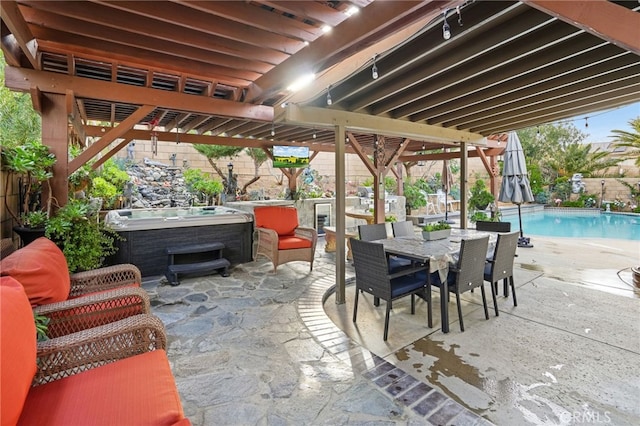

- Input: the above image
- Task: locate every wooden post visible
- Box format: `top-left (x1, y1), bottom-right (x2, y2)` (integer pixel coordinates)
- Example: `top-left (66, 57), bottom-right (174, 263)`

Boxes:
top-left (42, 93), bottom-right (69, 210)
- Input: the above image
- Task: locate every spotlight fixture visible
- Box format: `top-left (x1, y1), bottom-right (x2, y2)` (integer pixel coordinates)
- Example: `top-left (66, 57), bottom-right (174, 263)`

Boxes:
top-left (326, 86), bottom-right (332, 106)
top-left (371, 54), bottom-right (379, 80)
top-left (345, 6), bottom-right (359, 16)
top-left (442, 11), bottom-right (451, 40)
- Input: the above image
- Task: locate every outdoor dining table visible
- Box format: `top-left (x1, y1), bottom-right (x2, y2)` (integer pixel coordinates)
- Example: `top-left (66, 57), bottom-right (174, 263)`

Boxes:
top-left (372, 229), bottom-right (496, 333)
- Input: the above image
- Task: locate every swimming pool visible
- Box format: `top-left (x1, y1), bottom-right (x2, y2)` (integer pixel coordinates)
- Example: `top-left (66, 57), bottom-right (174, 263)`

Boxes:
top-left (502, 209), bottom-right (640, 241)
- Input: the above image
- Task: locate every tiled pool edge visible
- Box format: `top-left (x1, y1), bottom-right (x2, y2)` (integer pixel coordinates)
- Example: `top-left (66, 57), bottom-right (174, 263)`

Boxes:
top-left (298, 275), bottom-right (493, 426)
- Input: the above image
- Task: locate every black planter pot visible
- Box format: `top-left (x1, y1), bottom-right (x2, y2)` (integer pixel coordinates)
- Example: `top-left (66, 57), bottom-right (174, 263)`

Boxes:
top-left (13, 226), bottom-right (46, 247)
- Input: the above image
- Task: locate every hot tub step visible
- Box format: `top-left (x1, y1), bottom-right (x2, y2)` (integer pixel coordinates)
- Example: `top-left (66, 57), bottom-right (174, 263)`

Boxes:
top-left (166, 242), bottom-right (230, 285)
top-left (167, 259), bottom-right (230, 285)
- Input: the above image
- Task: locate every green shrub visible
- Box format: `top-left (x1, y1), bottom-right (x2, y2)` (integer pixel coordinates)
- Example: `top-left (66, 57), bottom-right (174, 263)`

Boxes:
top-left (184, 168), bottom-right (223, 205)
top-left (45, 199), bottom-right (120, 273)
top-left (403, 182), bottom-right (427, 213)
top-left (90, 177), bottom-right (118, 209)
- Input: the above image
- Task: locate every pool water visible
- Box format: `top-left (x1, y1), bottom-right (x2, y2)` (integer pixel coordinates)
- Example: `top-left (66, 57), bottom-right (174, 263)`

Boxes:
top-left (503, 210), bottom-right (640, 241)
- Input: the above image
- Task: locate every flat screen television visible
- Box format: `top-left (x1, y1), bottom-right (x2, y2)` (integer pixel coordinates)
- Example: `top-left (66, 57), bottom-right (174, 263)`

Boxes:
top-left (272, 146), bottom-right (310, 168)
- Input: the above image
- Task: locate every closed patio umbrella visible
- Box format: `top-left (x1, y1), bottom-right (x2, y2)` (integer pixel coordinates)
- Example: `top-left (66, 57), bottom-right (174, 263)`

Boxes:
top-left (498, 132), bottom-right (535, 247)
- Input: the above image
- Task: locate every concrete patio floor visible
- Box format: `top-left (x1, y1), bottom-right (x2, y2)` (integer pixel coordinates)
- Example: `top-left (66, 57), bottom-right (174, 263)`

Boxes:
top-left (142, 232), bottom-right (639, 425)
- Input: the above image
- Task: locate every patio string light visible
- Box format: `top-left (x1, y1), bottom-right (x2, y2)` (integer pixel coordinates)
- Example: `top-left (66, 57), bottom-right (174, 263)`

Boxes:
top-left (442, 12), bottom-right (451, 40)
top-left (371, 54), bottom-right (379, 79)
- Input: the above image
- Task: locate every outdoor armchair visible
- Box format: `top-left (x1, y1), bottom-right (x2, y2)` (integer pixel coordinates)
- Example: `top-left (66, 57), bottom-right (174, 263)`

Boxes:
top-left (1, 276), bottom-right (190, 425)
top-left (350, 238), bottom-right (431, 341)
top-left (253, 206), bottom-right (317, 273)
top-left (1, 237), bottom-right (147, 336)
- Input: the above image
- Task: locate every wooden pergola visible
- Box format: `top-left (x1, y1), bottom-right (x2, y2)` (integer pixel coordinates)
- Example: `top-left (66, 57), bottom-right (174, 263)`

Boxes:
top-left (2, 0), bottom-right (639, 301)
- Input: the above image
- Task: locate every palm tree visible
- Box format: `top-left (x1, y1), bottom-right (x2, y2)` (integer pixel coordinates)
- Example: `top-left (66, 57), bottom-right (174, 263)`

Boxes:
top-left (611, 117), bottom-right (640, 166)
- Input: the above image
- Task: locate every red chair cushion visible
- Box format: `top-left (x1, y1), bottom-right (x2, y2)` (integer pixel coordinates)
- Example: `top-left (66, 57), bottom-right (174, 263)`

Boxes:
top-left (19, 350), bottom-right (186, 426)
top-left (254, 206), bottom-right (299, 236)
top-left (0, 276), bottom-right (37, 426)
top-left (0, 237), bottom-right (70, 306)
top-left (278, 236), bottom-right (313, 250)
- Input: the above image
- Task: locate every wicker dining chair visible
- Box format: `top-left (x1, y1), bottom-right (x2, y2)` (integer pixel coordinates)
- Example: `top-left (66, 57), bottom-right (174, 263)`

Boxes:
top-left (350, 238), bottom-right (431, 341)
top-left (484, 231), bottom-right (520, 313)
top-left (358, 223), bottom-right (412, 272)
top-left (391, 220), bottom-right (416, 238)
top-left (429, 236), bottom-right (492, 332)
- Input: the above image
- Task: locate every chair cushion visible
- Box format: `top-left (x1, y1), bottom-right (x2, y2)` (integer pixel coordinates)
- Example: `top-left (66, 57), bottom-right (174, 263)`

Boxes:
top-left (0, 237), bottom-right (70, 306)
top-left (388, 256), bottom-right (412, 273)
top-left (254, 206), bottom-right (299, 236)
top-left (390, 270), bottom-right (427, 298)
top-left (0, 276), bottom-right (37, 426)
top-left (483, 262), bottom-right (492, 279)
top-left (278, 236), bottom-right (312, 250)
top-left (19, 350), bottom-right (186, 426)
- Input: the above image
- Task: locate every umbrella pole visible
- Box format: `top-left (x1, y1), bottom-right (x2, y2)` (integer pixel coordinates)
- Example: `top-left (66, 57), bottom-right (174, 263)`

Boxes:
top-left (518, 204), bottom-right (523, 238)
top-left (516, 204), bottom-right (533, 248)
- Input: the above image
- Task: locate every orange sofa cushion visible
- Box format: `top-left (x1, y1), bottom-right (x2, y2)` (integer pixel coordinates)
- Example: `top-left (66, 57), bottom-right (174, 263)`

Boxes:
top-left (278, 236), bottom-right (313, 250)
top-left (19, 350), bottom-right (187, 426)
top-left (254, 206), bottom-right (299, 236)
top-left (0, 237), bottom-right (70, 306)
top-left (0, 276), bottom-right (37, 426)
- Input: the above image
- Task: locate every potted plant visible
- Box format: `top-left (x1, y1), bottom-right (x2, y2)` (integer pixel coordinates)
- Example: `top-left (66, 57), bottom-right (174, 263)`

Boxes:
top-left (1, 140), bottom-right (56, 243)
top-left (45, 199), bottom-right (120, 273)
top-left (469, 179), bottom-right (495, 211)
top-left (422, 221), bottom-right (451, 241)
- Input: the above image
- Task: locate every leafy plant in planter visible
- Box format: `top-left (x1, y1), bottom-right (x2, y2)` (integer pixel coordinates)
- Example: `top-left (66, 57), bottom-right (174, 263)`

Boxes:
top-left (469, 179), bottom-right (494, 211)
top-left (421, 221), bottom-right (451, 240)
top-left (422, 221), bottom-right (451, 232)
top-left (45, 199), bottom-right (120, 273)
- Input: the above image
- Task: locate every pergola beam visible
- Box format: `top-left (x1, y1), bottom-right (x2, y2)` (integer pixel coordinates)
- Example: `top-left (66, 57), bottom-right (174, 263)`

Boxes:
top-left (282, 104), bottom-right (486, 145)
top-left (4, 66), bottom-right (274, 122)
top-left (526, 0), bottom-right (640, 55)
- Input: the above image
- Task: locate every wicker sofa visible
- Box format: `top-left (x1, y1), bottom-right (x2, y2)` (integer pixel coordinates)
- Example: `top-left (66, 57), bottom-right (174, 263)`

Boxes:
top-left (0, 237), bottom-right (149, 337)
top-left (1, 275), bottom-right (190, 425)
top-left (253, 206), bottom-right (317, 273)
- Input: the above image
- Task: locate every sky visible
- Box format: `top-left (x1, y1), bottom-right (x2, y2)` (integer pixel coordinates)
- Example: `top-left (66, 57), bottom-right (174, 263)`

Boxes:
top-left (559, 102), bottom-right (640, 143)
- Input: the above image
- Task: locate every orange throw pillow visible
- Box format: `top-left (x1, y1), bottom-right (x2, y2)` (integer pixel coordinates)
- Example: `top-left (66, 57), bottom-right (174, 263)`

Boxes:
top-left (0, 237), bottom-right (70, 306)
top-left (0, 276), bottom-right (37, 426)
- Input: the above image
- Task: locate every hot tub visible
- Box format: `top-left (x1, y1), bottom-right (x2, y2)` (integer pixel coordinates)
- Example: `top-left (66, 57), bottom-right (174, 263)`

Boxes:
top-left (105, 206), bottom-right (254, 277)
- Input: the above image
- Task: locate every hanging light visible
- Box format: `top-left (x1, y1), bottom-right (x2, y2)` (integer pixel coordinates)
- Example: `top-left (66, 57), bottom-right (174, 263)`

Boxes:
top-left (585, 117), bottom-right (589, 128)
top-left (271, 122), bottom-right (275, 137)
top-left (371, 54), bottom-right (379, 80)
top-left (457, 6), bottom-right (463, 26)
top-left (312, 129), bottom-right (317, 139)
top-left (442, 11), bottom-right (451, 40)
top-left (326, 86), bottom-right (332, 106)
